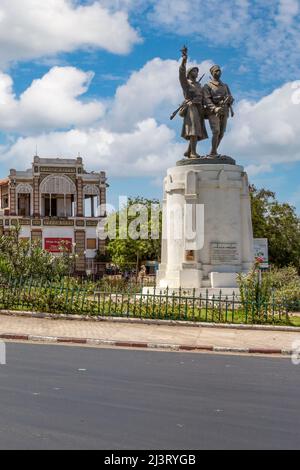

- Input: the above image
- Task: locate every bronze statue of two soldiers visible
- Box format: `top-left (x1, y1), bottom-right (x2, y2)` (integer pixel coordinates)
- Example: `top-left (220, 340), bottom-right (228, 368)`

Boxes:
top-left (174, 46), bottom-right (234, 159)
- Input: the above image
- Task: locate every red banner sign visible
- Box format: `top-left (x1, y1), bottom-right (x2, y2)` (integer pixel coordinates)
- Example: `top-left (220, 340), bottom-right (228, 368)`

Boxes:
top-left (44, 238), bottom-right (73, 253)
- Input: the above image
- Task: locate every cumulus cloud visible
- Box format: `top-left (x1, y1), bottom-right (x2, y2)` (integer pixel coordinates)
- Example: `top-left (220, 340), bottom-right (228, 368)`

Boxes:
top-left (0, 56), bottom-right (214, 176)
top-left (146, 0), bottom-right (300, 79)
top-left (108, 57), bottom-right (213, 130)
top-left (99, 1), bottom-right (300, 81)
top-left (223, 82), bottom-right (300, 165)
top-left (0, 0), bottom-right (141, 64)
top-left (0, 57), bottom-right (196, 175)
top-left (0, 56), bottom-right (213, 135)
top-left (0, 66), bottom-right (105, 134)
top-left (150, 0), bottom-right (249, 44)
top-left (0, 58), bottom-right (299, 179)
top-left (0, 119), bottom-right (183, 176)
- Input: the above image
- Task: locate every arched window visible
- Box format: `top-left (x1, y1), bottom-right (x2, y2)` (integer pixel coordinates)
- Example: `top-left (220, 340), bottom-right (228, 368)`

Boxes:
top-left (16, 183), bottom-right (33, 216)
top-left (40, 175), bottom-right (76, 195)
top-left (16, 183), bottom-right (33, 194)
top-left (83, 185), bottom-right (100, 217)
top-left (40, 175), bottom-right (76, 217)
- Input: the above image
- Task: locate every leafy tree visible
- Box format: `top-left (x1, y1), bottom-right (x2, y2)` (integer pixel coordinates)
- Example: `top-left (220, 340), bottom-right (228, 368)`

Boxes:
top-left (0, 225), bottom-right (76, 280)
top-left (250, 185), bottom-right (300, 271)
top-left (106, 197), bottom-right (161, 272)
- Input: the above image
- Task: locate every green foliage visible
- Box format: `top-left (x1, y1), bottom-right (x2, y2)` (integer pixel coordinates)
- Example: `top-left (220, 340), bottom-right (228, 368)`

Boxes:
top-left (107, 197), bottom-right (161, 271)
top-left (267, 266), bottom-right (300, 310)
top-left (237, 261), bottom-right (273, 322)
top-left (250, 185), bottom-right (300, 271)
top-left (237, 263), bottom-right (300, 318)
top-left (267, 266), bottom-right (300, 289)
top-left (0, 225), bottom-right (76, 281)
top-left (95, 250), bottom-right (110, 263)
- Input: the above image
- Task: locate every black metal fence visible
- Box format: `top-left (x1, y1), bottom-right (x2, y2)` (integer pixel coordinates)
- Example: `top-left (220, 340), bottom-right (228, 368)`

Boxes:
top-left (0, 278), bottom-right (299, 326)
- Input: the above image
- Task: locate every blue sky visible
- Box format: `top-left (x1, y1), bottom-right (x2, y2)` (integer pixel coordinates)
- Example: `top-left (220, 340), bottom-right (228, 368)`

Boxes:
top-left (0, 0), bottom-right (299, 212)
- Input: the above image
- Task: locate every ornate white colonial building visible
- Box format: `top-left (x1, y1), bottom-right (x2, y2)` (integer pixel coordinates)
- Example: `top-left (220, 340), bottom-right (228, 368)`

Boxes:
top-left (0, 156), bottom-right (108, 274)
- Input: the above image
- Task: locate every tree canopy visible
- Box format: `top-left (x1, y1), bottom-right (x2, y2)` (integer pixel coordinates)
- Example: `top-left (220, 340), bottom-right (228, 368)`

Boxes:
top-left (106, 197), bottom-right (161, 272)
top-left (250, 185), bottom-right (300, 271)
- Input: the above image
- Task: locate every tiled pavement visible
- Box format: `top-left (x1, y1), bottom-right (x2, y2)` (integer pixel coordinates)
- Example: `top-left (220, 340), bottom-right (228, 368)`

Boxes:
top-left (0, 313), bottom-right (300, 354)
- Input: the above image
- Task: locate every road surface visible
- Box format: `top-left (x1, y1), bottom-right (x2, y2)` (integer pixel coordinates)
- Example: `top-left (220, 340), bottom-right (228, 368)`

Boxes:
top-left (0, 343), bottom-right (300, 449)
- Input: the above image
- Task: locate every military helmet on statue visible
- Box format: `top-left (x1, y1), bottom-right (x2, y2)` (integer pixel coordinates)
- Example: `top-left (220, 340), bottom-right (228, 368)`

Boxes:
top-left (186, 66), bottom-right (199, 78)
top-left (210, 64), bottom-right (221, 75)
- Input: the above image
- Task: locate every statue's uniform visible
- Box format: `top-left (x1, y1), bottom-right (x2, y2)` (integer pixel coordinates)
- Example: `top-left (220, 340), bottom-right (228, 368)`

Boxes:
top-left (203, 80), bottom-right (233, 144)
top-left (179, 64), bottom-right (208, 141)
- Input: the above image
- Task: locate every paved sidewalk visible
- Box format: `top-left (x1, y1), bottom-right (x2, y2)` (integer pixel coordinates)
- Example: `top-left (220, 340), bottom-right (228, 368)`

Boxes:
top-left (1, 313), bottom-right (300, 355)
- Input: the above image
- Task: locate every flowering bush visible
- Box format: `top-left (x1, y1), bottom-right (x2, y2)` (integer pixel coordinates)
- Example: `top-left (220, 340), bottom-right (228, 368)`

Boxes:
top-left (267, 266), bottom-right (300, 310)
top-left (237, 263), bottom-right (300, 318)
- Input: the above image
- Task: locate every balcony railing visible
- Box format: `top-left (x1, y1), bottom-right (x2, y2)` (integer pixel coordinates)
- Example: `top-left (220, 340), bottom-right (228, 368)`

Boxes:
top-left (0, 215), bottom-right (103, 228)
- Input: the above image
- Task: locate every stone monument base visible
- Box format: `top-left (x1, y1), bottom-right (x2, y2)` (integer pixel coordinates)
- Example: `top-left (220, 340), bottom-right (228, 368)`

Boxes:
top-left (177, 155), bottom-right (236, 166)
top-left (156, 158), bottom-right (254, 291)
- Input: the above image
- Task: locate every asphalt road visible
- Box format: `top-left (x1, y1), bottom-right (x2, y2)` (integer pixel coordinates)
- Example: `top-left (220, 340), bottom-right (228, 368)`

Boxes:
top-left (0, 343), bottom-right (300, 450)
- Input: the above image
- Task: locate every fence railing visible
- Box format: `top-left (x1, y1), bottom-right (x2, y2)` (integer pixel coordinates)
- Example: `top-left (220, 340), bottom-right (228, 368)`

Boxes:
top-left (0, 278), bottom-right (299, 326)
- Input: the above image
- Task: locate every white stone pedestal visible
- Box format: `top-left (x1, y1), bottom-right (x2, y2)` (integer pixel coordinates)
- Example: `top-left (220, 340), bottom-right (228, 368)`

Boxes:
top-left (157, 159), bottom-right (254, 290)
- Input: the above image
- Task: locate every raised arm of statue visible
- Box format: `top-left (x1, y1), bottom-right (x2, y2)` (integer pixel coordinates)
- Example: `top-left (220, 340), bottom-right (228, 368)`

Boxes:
top-left (179, 46), bottom-right (189, 98)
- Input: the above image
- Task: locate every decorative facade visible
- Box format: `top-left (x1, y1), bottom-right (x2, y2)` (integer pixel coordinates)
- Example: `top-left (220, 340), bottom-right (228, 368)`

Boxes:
top-left (0, 156), bottom-right (108, 274)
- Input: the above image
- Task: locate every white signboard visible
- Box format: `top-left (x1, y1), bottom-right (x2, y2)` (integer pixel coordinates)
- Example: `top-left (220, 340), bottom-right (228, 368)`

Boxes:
top-left (253, 238), bottom-right (269, 268)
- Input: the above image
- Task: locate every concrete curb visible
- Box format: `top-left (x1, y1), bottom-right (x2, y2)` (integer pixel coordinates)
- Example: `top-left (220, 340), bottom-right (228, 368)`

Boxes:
top-left (0, 333), bottom-right (292, 356)
top-left (1, 309), bottom-right (300, 332)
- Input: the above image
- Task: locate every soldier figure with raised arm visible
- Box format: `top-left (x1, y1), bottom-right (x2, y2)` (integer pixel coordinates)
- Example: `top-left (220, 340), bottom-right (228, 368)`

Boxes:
top-left (178, 47), bottom-right (208, 159)
top-left (203, 64), bottom-right (234, 157)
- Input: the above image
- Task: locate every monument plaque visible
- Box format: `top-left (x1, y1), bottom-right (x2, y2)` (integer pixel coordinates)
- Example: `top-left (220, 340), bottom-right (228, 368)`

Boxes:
top-left (211, 242), bottom-right (239, 265)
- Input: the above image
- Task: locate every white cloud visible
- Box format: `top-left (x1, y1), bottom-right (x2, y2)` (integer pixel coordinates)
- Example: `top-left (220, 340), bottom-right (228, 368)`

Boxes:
top-left (0, 57), bottom-right (200, 175)
top-left (0, 0), bottom-right (141, 64)
top-left (0, 118), bottom-right (183, 177)
top-left (0, 58), bottom-right (299, 180)
top-left (223, 82), bottom-right (300, 165)
top-left (276, 0), bottom-right (299, 24)
top-left (150, 0), bottom-right (249, 44)
top-left (147, 0), bottom-right (300, 79)
top-left (0, 56), bottom-right (213, 136)
top-left (245, 164), bottom-right (273, 177)
top-left (109, 57), bottom-right (213, 130)
top-left (0, 66), bottom-right (105, 134)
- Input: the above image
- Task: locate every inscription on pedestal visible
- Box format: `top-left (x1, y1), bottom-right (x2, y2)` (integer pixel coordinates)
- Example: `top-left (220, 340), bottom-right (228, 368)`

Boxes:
top-left (211, 242), bottom-right (239, 265)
